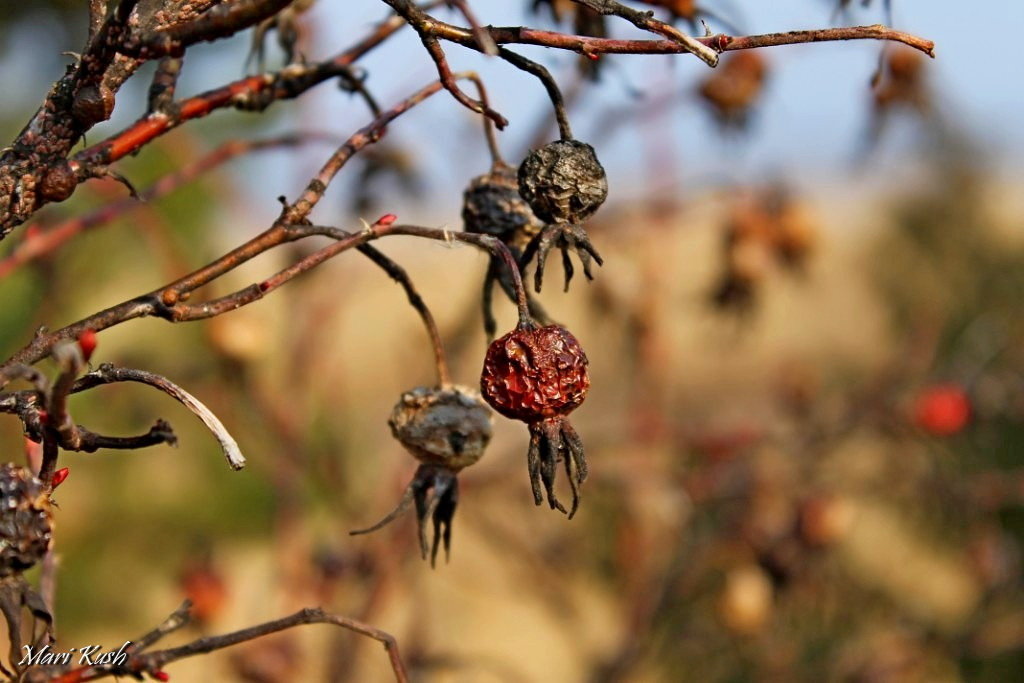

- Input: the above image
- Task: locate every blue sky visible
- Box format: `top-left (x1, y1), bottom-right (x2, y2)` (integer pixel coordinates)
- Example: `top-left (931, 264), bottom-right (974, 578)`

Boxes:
top-left (1, 1), bottom-right (1020, 216)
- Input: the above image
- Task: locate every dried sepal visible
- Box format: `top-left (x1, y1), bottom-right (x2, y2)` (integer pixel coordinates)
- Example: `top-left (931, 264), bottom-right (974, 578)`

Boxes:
top-left (520, 222), bottom-right (604, 293)
top-left (350, 465), bottom-right (458, 567)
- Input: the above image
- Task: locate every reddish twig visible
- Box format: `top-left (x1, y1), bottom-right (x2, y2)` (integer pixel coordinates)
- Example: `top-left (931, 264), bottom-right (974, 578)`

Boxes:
top-left (446, 0), bottom-right (498, 55)
top-left (570, 0), bottom-right (719, 65)
top-left (383, 0), bottom-right (509, 129)
top-left (436, 22), bottom-right (935, 58)
top-left (0, 76), bottom-right (458, 379)
top-left (0, 135), bottom-right (330, 279)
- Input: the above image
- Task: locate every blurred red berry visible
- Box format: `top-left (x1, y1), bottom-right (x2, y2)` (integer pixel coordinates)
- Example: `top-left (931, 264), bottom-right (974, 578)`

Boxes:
top-left (914, 384), bottom-right (971, 436)
top-left (77, 329), bottom-right (98, 361)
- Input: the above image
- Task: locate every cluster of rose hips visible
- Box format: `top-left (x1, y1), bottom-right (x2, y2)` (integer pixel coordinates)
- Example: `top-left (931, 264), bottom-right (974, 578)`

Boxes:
top-left (353, 138), bottom-right (607, 564)
top-left (712, 186), bottom-right (818, 311)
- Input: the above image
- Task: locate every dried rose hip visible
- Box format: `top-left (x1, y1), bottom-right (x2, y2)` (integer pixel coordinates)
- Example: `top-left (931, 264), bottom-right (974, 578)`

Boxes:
top-left (518, 140), bottom-right (607, 224)
top-left (352, 385), bottom-right (493, 566)
top-left (517, 139), bottom-right (608, 292)
top-left (462, 162), bottom-right (550, 338)
top-left (389, 385), bottom-right (493, 471)
top-left (0, 463), bottom-right (53, 577)
top-left (481, 324), bottom-right (590, 517)
top-left (462, 162), bottom-right (540, 250)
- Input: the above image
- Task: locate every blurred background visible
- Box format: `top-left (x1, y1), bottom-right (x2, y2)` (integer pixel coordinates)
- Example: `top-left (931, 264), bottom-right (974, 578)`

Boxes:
top-left (1, 1), bottom-right (1023, 681)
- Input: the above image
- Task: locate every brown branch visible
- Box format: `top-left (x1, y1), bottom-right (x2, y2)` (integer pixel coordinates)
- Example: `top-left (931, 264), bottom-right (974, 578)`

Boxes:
top-left (463, 74), bottom-right (505, 165)
top-left (48, 606), bottom-right (408, 683)
top-left (74, 26), bottom-right (399, 171)
top-left (497, 48), bottom-right (574, 140)
top-left (0, 77), bottom-right (452, 381)
top-left (147, 56), bottom-right (184, 114)
top-left (0, 135), bottom-right (330, 279)
top-left (71, 364), bottom-right (247, 470)
top-left (445, 22), bottom-right (935, 58)
top-left (118, 0), bottom-right (294, 59)
top-left (292, 224), bottom-right (452, 386)
top-left (569, 0), bottom-right (719, 65)
top-left (88, 0), bottom-right (108, 41)
top-left (71, 419), bottom-right (177, 453)
top-left (0, 2), bottom-right (410, 239)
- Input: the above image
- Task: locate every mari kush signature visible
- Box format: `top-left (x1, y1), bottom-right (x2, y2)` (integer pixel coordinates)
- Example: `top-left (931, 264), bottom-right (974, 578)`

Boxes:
top-left (18, 641), bottom-right (131, 667)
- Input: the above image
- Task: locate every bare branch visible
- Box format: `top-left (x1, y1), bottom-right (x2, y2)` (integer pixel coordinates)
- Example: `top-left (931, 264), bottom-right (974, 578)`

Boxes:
top-left (49, 605), bottom-right (408, 683)
top-left (570, 0), bottom-right (719, 66)
top-left (72, 365), bottom-right (247, 470)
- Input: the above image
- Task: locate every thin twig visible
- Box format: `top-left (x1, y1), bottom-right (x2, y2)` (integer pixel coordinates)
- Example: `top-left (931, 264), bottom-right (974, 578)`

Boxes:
top-left (49, 606), bottom-right (408, 683)
top-left (447, 0), bottom-right (498, 55)
top-left (0, 135), bottom-right (332, 278)
top-left (72, 365), bottom-right (247, 470)
top-left (435, 22), bottom-right (935, 58)
top-left (381, 0), bottom-right (509, 128)
top-left (570, 0), bottom-right (719, 66)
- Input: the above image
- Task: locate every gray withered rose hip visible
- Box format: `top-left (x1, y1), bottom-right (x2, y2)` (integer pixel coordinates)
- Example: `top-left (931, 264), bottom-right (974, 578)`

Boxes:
top-left (462, 162), bottom-right (551, 340)
top-left (517, 139), bottom-right (608, 224)
top-left (351, 385), bottom-right (493, 567)
top-left (388, 385), bottom-right (493, 471)
top-left (480, 324), bottom-right (590, 518)
top-left (0, 463), bottom-right (53, 578)
top-left (516, 139), bottom-right (608, 293)
top-left (462, 162), bottom-right (540, 250)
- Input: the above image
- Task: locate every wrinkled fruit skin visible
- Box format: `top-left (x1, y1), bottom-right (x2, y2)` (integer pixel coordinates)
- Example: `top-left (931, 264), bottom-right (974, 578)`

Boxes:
top-left (462, 163), bottom-right (540, 248)
top-left (389, 386), bottom-right (493, 471)
top-left (0, 464), bottom-right (53, 577)
top-left (481, 325), bottom-right (589, 423)
top-left (518, 140), bottom-right (608, 224)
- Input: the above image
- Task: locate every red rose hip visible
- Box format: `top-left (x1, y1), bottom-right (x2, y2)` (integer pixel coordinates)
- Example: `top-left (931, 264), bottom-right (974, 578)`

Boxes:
top-left (481, 324), bottom-right (589, 422)
top-left (481, 324), bottom-right (591, 518)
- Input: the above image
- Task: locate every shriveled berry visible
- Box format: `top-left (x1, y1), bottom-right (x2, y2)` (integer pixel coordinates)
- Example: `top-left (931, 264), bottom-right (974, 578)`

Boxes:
top-left (389, 385), bottom-right (493, 471)
top-left (462, 163), bottom-right (539, 248)
top-left (351, 385), bottom-right (494, 566)
top-left (0, 464), bottom-right (53, 577)
top-left (480, 325), bottom-right (589, 423)
top-left (518, 140), bottom-right (608, 224)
